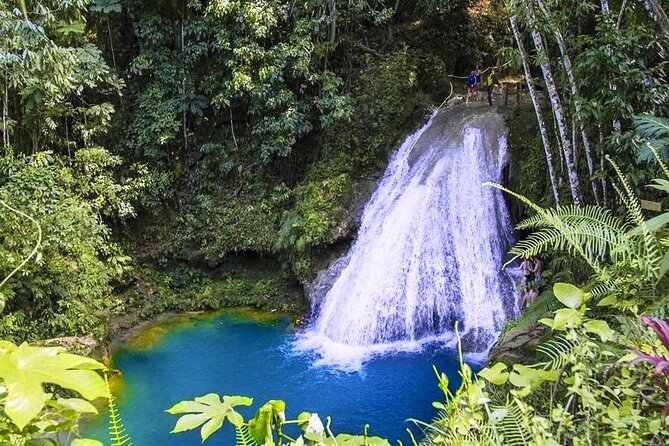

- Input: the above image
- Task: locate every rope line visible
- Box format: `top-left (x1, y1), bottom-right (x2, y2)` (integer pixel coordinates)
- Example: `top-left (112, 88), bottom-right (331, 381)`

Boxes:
top-left (448, 60), bottom-right (513, 79)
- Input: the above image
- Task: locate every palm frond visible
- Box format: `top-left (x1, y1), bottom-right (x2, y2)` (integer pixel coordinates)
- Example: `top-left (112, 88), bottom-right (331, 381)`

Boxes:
top-left (106, 376), bottom-right (132, 446)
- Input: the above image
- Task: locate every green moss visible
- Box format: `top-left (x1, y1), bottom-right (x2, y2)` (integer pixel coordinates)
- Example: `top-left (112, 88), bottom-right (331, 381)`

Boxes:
top-left (507, 107), bottom-right (556, 209)
top-left (504, 289), bottom-right (561, 334)
top-left (108, 262), bottom-right (305, 340)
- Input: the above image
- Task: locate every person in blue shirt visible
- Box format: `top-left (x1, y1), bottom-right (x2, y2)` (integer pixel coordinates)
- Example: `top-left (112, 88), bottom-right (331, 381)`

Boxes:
top-left (466, 70), bottom-right (478, 104)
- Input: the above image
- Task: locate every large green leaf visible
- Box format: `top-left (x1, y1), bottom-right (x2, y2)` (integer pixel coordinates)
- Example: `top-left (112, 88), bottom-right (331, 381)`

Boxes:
top-left (71, 440), bottom-right (105, 446)
top-left (553, 283), bottom-right (583, 309)
top-left (0, 341), bottom-right (107, 430)
top-left (247, 400), bottom-right (286, 445)
top-left (509, 365), bottom-right (558, 390)
top-left (477, 362), bottom-right (509, 385)
top-left (584, 320), bottom-right (616, 342)
top-left (166, 393), bottom-right (252, 442)
top-left (303, 432), bottom-right (390, 446)
top-left (333, 434), bottom-right (391, 445)
top-left (25, 439), bottom-right (57, 446)
top-left (551, 308), bottom-right (583, 330)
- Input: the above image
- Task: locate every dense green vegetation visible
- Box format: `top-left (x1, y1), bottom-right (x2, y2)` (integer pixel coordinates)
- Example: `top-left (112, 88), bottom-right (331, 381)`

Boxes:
top-left (2, 0), bottom-right (669, 445)
top-left (1, 0), bottom-right (504, 343)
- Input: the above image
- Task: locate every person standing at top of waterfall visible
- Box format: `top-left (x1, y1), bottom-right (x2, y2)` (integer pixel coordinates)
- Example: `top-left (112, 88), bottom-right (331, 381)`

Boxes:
top-left (466, 70), bottom-right (478, 104)
top-left (474, 65), bottom-right (482, 100)
top-left (486, 69), bottom-right (500, 106)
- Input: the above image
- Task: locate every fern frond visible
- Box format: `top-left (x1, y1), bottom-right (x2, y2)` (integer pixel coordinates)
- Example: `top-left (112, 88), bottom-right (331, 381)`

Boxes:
top-left (588, 280), bottom-right (617, 298)
top-left (533, 336), bottom-right (578, 371)
top-left (486, 183), bottom-right (606, 273)
top-left (489, 402), bottom-right (533, 446)
top-left (646, 142), bottom-right (669, 178)
top-left (106, 375), bottom-right (132, 446)
top-left (607, 157), bottom-right (661, 278)
top-left (516, 205), bottom-right (628, 234)
top-left (509, 223), bottom-right (630, 267)
top-left (634, 114), bottom-right (669, 141)
top-left (235, 425), bottom-right (257, 446)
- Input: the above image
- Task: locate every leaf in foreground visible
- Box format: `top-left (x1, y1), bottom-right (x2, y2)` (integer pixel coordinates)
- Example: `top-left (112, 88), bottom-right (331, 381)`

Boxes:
top-left (166, 393), bottom-right (252, 442)
top-left (0, 341), bottom-right (108, 430)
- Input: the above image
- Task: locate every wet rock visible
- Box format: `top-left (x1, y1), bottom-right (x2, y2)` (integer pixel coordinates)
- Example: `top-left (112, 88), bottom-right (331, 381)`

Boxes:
top-left (459, 327), bottom-right (493, 352)
top-left (488, 322), bottom-right (548, 364)
top-left (35, 334), bottom-right (98, 356)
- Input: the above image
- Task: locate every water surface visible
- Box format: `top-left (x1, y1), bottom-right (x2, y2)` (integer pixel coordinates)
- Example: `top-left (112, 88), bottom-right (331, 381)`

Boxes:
top-left (85, 310), bottom-right (465, 445)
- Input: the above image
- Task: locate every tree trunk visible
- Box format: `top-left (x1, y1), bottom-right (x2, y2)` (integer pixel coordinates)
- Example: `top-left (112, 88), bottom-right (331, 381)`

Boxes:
top-left (329, 0), bottom-right (337, 44)
top-left (2, 78), bottom-right (8, 148)
top-left (510, 13), bottom-right (561, 205)
top-left (600, 2), bottom-right (621, 135)
top-left (535, 0), bottom-right (600, 204)
top-left (522, 0), bottom-right (581, 204)
top-left (617, 0), bottom-right (628, 29)
top-left (642, 0), bottom-right (669, 39)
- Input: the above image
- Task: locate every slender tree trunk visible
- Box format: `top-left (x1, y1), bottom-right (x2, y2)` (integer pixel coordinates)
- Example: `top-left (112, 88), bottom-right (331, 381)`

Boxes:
top-left (2, 78), bottom-right (8, 148)
top-left (181, 18), bottom-right (188, 153)
top-left (329, 0), bottom-right (337, 44)
top-left (572, 115), bottom-right (579, 171)
top-left (510, 13), bottom-right (560, 205)
top-left (642, 0), bottom-right (669, 39)
top-left (617, 0), bottom-right (628, 29)
top-left (106, 18), bottom-right (117, 69)
top-left (535, 0), bottom-right (600, 203)
top-left (600, 146), bottom-right (607, 207)
top-left (522, 0), bottom-right (581, 204)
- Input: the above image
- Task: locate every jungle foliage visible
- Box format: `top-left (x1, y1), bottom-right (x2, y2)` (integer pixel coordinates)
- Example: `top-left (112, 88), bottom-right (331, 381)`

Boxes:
top-left (2, 0), bottom-right (669, 445)
top-left (0, 0), bottom-right (502, 342)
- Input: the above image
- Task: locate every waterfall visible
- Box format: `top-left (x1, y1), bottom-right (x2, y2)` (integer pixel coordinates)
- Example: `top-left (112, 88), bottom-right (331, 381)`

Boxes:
top-left (295, 104), bottom-right (518, 370)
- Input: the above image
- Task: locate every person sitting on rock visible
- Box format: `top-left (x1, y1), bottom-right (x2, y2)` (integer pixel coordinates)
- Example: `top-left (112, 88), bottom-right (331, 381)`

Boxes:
top-left (521, 287), bottom-right (539, 309)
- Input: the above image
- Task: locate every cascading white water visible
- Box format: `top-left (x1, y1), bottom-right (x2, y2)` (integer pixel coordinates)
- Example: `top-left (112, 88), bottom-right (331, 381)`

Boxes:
top-left (295, 104), bottom-right (518, 370)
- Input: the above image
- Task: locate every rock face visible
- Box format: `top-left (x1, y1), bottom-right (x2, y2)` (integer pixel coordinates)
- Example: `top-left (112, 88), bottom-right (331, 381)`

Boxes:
top-left (35, 335), bottom-right (98, 356)
top-left (330, 178), bottom-right (379, 242)
top-left (488, 322), bottom-right (548, 364)
top-left (302, 176), bottom-right (379, 297)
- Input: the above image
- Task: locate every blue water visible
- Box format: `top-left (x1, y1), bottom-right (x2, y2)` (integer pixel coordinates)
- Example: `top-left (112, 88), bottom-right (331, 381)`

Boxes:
top-left (85, 310), bottom-right (467, 445)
